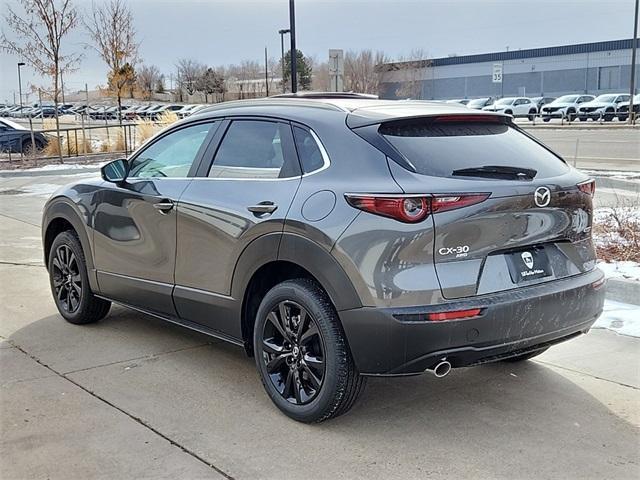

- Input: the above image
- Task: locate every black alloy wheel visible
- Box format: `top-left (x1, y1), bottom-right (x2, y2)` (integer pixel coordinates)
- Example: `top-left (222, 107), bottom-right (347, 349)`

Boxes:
top-left (260, 300), bottom-right (326, 405)
top-left (253, 279), bottom-right (366, 423)
top-left (48, 230), bottom-right (111, 324)
top-left (51, 244), bottom-right (82, 314)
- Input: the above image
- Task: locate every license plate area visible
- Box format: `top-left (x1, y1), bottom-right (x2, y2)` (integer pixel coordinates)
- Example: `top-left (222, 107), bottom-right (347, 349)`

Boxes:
top-left (506, 247), bottom-right (553, 283)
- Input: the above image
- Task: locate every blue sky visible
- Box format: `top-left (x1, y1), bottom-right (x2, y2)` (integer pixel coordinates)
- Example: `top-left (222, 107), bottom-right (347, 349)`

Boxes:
top-left (0, 0), bottom-right (634, 103)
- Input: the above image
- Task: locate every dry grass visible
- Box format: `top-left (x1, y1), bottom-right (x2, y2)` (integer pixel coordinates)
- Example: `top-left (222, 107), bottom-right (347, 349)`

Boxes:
top-left (43, 135), bottom-right (93, 157)
top-left (157, 110), bottom-right (179, 125)
top-left (136, 119), bottom-right (158, 145)
top-left (593, 202), bottom-right (640, 263)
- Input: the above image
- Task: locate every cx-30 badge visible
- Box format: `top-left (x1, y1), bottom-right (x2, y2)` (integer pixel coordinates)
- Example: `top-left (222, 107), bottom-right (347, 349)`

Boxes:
top-left (534, 186), bottom-right (551, 207)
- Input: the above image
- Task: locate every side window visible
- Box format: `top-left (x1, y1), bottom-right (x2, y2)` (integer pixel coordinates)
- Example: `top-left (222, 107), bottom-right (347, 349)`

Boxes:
top-left (293, 126), bottom-right (327, 174)
top-left (209, 120), bottom-right (298, 179)
top-left (129, 122), bottom-right (216, 178)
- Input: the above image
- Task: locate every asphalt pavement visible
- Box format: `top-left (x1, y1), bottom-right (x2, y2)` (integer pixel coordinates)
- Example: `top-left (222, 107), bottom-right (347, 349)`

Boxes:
top-left (1, 164), bottom-right (639, 479)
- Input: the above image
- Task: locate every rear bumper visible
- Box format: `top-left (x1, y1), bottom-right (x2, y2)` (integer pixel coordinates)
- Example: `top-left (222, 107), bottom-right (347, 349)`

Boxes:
top-left (339, 269), bottom-right (605, 376)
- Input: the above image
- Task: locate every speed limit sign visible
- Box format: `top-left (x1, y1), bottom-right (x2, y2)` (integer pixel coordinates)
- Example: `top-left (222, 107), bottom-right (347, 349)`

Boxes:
top-left (492, 63), bottom-right (503, 83)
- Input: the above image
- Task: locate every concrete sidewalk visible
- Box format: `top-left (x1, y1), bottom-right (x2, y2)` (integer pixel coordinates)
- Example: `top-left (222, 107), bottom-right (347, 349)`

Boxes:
top-left (1, 176), bottom-right (639, 479)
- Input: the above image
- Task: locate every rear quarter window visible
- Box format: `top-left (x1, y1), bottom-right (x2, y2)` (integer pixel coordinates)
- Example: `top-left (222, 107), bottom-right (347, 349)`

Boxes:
top-left (380, 120), bottom-right (569, 179)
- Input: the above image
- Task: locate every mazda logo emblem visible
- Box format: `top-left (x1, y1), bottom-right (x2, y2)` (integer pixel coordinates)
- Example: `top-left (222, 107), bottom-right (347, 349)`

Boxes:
top-left (534, 187), bottom-right (551, 207)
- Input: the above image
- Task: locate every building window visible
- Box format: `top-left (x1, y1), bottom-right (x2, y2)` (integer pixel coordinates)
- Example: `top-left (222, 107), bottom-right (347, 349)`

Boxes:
top-left (598, 66), bottom-right (620, 90)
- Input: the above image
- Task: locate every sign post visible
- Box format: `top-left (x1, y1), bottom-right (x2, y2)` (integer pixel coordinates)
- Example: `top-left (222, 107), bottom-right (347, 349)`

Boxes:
top-left (492, 63), bottom-right (503, 83)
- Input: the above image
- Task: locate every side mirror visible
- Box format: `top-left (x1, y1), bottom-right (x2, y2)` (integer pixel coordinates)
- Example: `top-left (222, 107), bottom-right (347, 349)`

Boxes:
top-left (101, 158), bottom-right (129, 183)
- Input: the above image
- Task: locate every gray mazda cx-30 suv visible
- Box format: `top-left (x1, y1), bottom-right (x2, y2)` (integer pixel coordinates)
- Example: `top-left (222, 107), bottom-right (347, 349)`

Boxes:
top-left (42, 93), bottom-right (605, 423)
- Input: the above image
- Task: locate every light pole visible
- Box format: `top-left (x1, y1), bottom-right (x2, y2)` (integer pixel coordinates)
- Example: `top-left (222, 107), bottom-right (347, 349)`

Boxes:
top-left (289, 0), bottom-right (297, 93)
top-left (628, 0), bottom-right (639, 123)
top-left (17, 62), bottom-right (25, 109)
top-left (278, 28), bottom-right (290, 93)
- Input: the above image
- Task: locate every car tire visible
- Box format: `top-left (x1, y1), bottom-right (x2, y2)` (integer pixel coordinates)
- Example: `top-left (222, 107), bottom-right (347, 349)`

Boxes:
top-left (502, 347), bottom-right (549, 363)
top-left (579, 117), bottom-right (587, 122)
top-left (527, 109), bottom-right (536, 121)
top-left (48, 231), bottom-right (111, 325)
top-left (603, 109), bottom-right (614, 122)
top-left (542, 117), bottom-right (551, 122)
top-left (504, 110), bottom-right (513, 116)
top-left (253, 278), bottom-right (366, 423)
top-left (565, 109), bottom-right (575, 122)
top-left (22, 138), bottom-right (44, 156)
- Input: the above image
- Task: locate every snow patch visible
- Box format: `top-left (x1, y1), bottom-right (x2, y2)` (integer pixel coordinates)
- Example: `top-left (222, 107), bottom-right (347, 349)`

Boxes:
top-left (593, 300), bottom-right (640, 337)
top-left (584, 170), bottom-right (640, 180)
top-left (18, 183), bottom-right (64, 197)
top-left (597, 260), bottom-right (640, 282)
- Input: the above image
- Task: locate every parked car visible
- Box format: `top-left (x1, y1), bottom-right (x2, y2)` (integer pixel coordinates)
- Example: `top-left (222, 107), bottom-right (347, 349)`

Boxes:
top-left (147, 104), bottom-right (184, 120)
top-left (445, 99), bottom-right (470, 105)
top-left (539, 94), bottom-right (595, 122)
top-left (530, 96), bottom-right (556, 113)
top-left (466, 97), bottom-right (494, 109)
top-left (576, 93), bottom-right (630, 121)
top-left (42, 95), bottom-right (604, 423)
top-left (0, 118), bottom-right (48, 154)
top-left (175, 104), bottom-right (203, 118)
top-left (482, 97), bottom-right (538, 119)
top-left (616, 93), bottom-right (640, 121)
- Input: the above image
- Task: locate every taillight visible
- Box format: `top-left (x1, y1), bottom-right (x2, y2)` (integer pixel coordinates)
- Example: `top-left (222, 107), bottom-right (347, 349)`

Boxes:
top-left (344, 195), bottom-right (430, 223)
top-left (427, 308), bottom-right (482, 321)
top-left (345, 193), bottom-right (489, 223)
top-left (577, 179), bottom-right (596, 196)
top-left (432, 194), bottom-right (490, 213)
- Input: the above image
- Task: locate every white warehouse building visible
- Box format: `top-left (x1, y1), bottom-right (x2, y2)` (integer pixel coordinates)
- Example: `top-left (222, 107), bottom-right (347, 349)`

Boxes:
top-left (379, 38), bottom-right (639, 100)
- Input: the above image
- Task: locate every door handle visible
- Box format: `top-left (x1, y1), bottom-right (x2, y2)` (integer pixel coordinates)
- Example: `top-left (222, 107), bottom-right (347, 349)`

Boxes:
top-left (153, 200), bottom-right (174, 214)
top-left (247, 201), bottom-right (278, 215)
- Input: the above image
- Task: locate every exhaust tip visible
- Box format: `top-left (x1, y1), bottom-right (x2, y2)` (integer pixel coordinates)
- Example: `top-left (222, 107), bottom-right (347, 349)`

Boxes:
top-left (432, 361), bottom-right (452, 378)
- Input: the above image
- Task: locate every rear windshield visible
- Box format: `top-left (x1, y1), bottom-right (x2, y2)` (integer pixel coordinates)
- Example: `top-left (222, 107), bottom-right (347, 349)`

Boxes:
top-left (380, 120), bottom-right (568, 179)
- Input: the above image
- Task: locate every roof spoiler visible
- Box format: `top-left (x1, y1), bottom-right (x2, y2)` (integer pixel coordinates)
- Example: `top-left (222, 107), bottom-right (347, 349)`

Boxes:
top-left (346, 108), bottom-right (510, 129)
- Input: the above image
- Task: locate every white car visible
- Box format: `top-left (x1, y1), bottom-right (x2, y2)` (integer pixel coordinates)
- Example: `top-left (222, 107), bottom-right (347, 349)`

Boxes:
top-left (576, 93), bottom-right (630, 121)
top-left (540, 94), bottom-right (595, 122)
top-left (482, 97), bottom-right (538, 119)
top-left (617, 94), bottom-right (640, 121)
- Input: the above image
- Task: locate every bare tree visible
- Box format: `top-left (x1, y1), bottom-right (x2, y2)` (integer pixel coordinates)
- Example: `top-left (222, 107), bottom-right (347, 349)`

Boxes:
top-left (137, 64), bottom-right (161, 99)
top-left (344, 50), bottom-right (388, 95)
top-left (1, 0), bottom-right (81, 162)
top-left (195, 67), bottom-right (225, 103)
top-left (389, 49), bottom-right (427, 100)
top-left (175, 59), bottom-right (205, 98)
top-left (85, 0), bottom-right (138, 123)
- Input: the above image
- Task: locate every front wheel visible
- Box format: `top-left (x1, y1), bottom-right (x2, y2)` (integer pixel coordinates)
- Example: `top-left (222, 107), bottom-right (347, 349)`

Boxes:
top-left (253, 279), bottom-right (365, 423)
top-left (48, 231), bottom-right (111, 324)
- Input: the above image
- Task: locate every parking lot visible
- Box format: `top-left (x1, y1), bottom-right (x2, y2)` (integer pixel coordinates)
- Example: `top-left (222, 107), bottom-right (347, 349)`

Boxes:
top-left (1, 129), bottom-right (639, 479)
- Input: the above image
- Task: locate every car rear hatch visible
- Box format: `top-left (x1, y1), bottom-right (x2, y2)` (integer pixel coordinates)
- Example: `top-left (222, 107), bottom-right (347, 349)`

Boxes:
top-left (348, 109), bottom-right (597, 300)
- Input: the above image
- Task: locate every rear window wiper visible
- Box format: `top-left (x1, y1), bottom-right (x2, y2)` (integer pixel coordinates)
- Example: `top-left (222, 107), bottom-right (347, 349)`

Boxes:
top-left (452, 165), bottom-right (537, 180)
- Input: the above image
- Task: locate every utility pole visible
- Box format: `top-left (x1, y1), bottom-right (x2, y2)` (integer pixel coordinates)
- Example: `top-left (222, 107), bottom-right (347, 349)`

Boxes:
top-left (278, 29), bottom-right (290, 93)
top-left (17, 62), bottom-right (25, 109)
top-left (628, 0), bottom-right (639, 123)
top-left (265, 46), bottom-right (269, 97)
top-left (289, 0), bottom-right (297, 93)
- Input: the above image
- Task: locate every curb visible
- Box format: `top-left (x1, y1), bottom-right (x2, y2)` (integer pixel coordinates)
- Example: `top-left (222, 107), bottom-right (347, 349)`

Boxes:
top-left (0, 166), bottom-right (102, 178)
top-left (606, 278), bottom-right (640, 306)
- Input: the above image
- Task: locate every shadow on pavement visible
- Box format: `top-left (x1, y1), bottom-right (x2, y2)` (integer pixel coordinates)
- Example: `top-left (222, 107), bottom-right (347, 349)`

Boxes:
top-left (7, 307), bottom-right (639, 479)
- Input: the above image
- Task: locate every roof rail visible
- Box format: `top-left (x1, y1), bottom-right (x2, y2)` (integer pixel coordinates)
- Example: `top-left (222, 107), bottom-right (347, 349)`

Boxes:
top-left (193, 97), bottom-right (349, 116)
top-left (271, 92), bottom-right (379, 100)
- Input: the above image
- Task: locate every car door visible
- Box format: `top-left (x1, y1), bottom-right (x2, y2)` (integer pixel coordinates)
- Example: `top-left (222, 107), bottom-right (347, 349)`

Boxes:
top-left (174, 118), bottom-right (302, 338)
top-left (515, 98), bottom-right (529, 116)
top-left (93, 120), bottom-right (219, 316)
